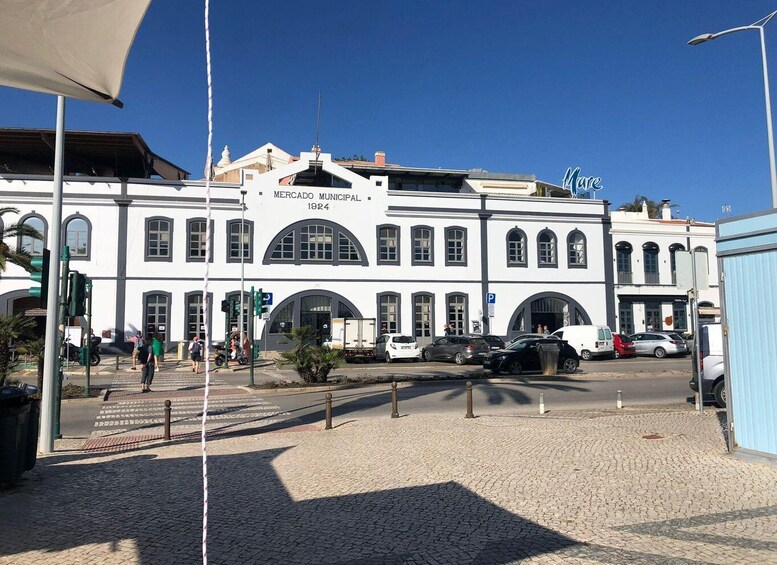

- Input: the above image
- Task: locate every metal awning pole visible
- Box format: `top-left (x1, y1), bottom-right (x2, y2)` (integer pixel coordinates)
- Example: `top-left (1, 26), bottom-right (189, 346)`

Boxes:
top-left (39, 95), bottom-right (66, 454)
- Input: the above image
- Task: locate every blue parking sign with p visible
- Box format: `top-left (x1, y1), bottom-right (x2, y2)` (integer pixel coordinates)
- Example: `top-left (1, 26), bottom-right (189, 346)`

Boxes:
top-left (486, 293), bottom-right (496, 304)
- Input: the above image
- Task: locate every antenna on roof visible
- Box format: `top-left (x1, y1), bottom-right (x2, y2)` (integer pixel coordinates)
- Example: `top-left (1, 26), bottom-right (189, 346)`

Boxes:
top-left (312, 91), bottom-right (322, 170)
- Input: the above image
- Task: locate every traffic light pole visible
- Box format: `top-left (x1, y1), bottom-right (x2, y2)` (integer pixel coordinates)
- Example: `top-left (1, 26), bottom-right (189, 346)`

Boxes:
top-left (53, 246), bottom-right (70, 440)
top-left (248, 286), bottom-right (255, 386)
top-left (84, 278), bottom-right (93, 398)
top-left (40, 95), bottom-right (66, 454)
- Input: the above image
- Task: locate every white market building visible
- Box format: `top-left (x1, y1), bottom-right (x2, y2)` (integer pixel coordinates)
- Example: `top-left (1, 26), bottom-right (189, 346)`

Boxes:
top-left (0, 130), bottom-right (719, 351)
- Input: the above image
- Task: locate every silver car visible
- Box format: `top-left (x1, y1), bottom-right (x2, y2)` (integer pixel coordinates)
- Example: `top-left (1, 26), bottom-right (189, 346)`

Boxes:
top-left (629, 332), bottom-right (689, 358)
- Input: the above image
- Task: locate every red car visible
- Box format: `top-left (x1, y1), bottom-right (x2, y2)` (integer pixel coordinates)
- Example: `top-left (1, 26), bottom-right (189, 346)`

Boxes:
top-left (613, 334), bottom-right (636, 358)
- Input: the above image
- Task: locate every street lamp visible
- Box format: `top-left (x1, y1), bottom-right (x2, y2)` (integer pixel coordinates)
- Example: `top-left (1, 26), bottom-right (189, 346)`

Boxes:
top-left (239, 189), bottom-right (247, 348)
top-left (689, 10), bottom-right (777, 208)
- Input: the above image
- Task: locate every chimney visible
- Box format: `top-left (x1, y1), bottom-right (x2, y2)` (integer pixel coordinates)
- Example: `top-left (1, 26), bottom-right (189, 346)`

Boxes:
top-left (661, 199), bottom-right (672, 220)
top-left (375, 151), bottom-right (386, 166)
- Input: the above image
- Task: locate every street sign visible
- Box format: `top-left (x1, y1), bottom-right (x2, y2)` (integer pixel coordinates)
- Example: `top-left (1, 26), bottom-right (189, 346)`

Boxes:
top-left (264, 292), bottom-right (273, 306)
top-left (487, 303), bottom-right (495, 317)
top-left (486, 293), bottom-right (496, 304)
top-left (676, 251), bottom-right (709, 291)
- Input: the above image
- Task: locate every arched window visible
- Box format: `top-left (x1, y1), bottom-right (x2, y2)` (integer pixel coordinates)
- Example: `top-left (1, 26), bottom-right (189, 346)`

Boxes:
top-left (446, 293), bottom-right (468, 335)
top-left (377, 225), bottom-right (400, 264)
top-left (187, 218), bottom-right (213, 262)
top-left (669, 243), bottom-right (685, 284)
top-left (445, 226), bottom-right (467, 265)
top-left (146, 217), bottom-right (173, 262)
top-left (643, 242), bottom-right (660, 284)
top-left (412, 292), bottom-right (434, 339)
top-left (615, 241), bottom-right (633, 284)
top-left (263, 219), bottom-right (368, 266)
top-left (63, 215), bottom-right (91, 259)
top-left (506, 228), bottom-right (527, 267)
top-left (18, 213), bottom-right (46, 256)
top-left (537, 230), bottom-right (557, 267)
top-left (567, 230), bottom-right (586, 268)
top-left (377, 292), bottom-right (400, 334)
top-left (143, 291), bottom-right (171, 345)
top-left (411, 225), bottom-right (434, 265)
top-left (227, 219), bottom-right (253, 263)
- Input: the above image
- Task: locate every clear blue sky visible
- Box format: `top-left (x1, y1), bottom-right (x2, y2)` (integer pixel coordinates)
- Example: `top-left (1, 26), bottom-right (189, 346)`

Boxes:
top-left (1, 1), bottom-right (777, 222)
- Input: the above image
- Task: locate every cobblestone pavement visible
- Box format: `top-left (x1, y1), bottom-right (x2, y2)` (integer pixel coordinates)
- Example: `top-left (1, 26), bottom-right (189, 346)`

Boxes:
top-left (1, 408), bottom-right (776, 564)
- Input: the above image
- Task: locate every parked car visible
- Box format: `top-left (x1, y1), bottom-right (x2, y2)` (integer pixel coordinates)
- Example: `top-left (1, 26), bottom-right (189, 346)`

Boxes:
top-left (629, 332), bottom-right (689, 358)
top-left (375, 333), bottom-right (421, 363)
top-left (613, 334), bottom-right (636, 358)
top-left (482, 335), bottom-right (506, 350)
top-left (483, 338), bottom-right (579, 375)
top-left (421, 335), bottom-right (490, 365)
top-left (506, 333), bottom-right (559, 346)
top-left (688, 323), bottom-right (725, 407)
top-left (551, 325), bottom-right (614, 360)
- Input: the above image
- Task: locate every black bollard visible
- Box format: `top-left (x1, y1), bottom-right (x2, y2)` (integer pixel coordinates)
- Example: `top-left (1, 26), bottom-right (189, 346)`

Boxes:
top-left (115, 355), bottom-right (120, 370)
top-left (391, 381), bottom-right (399, 419)
top-left (325, 393), bottom-right (333, 430)
top-left (465, 381), bottom-right (474, 419)
top-left (164, 399), bottom-right (172, 441)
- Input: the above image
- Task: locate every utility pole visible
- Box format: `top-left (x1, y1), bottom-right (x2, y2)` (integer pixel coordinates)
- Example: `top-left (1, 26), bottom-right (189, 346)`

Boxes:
top-left (249, 286), bottom-right (255, 386)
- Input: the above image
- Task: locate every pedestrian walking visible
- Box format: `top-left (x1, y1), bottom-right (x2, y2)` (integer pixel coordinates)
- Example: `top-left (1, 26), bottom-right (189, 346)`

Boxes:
top-left (443, 324), bottom-right (451, 336)
top-left (131, 331), bottom-right (142, 370)
top-left (151, 333), bottom-right (164, 368)
top-left (543, 325), bottom-right (550, 335)
top-left (189, 335), bottom-right (202, 374)
top-left (536, 324), bottom-right (543, 334)
top-left (139, 336), bottom-right (155, 393)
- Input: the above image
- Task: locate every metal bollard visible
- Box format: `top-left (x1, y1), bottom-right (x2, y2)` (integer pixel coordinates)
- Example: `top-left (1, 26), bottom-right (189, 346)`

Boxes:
top-left (164, 399), bottom-right (172, 441)
top-left (465, 381), bottom-right (474, 419)
top-left (617, 390), bottom-right (623, 409)
top-left (539, 393), bottom-right (545, 415)
top-left (115, 355), bottom-right (120, 370)
top-left (391, 381), bottom-right (399, 419)
top-left (325, 393), bottom-right (333, 430)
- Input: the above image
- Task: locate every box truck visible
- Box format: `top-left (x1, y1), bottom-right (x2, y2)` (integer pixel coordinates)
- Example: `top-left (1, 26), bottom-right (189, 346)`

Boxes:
top-left (329, 318), bottom-right (377, 361)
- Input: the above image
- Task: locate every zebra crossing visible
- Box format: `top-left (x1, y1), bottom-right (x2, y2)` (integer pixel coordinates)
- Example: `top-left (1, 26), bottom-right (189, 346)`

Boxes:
top-left (93, 372), bottom-right (303, 439)
top-left (109, 372), bottom-right (228, 392)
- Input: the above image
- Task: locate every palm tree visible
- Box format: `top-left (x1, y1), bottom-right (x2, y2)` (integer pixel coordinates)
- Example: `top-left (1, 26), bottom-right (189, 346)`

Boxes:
top-left (0, 207), bottom-right (42, 275)
top-left (0, 315), bottom-right (37, 386)
top-left (618, 196), bottom-right (677, 219)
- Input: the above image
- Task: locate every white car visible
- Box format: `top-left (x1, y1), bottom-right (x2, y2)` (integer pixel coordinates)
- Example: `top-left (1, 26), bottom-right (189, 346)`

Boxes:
top-left (375, 333), bottom-right (421, 363)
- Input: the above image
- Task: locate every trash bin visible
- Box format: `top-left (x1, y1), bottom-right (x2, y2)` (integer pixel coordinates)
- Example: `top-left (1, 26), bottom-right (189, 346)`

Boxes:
top-left (537, 342), bottom-right (560, 376)
top-left (0, 384), bottom-right (40, 483)
top-left (178, 341), bottom-right (188, 361)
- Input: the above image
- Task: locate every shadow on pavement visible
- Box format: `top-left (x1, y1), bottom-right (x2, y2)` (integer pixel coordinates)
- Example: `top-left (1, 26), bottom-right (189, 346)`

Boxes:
top-left (0, 447), bottom-right (580, 564)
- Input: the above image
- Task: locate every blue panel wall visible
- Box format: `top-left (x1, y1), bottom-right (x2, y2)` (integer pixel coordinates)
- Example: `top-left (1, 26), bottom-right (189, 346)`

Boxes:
top-left (722, 248), bottom-right (777, 456)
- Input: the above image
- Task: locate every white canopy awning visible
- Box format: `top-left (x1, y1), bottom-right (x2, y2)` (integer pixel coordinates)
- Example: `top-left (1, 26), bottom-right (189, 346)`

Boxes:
top-left (0, 0), bottom-right (151, 105)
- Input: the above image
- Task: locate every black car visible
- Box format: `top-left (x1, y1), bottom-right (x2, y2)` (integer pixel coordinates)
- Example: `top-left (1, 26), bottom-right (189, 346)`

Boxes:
top-left (483, 338), bottom-right (579, 375)
top-left (421, 335), bottom-right (491, 365)
top-left (482, 334), bottom-right (506, 350)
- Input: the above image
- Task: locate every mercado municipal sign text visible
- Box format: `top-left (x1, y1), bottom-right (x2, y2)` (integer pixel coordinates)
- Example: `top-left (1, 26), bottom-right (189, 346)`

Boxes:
top-left (273, 189), bottom-right (363, 210)
top-left (562, 167), bottom-right (604, 198)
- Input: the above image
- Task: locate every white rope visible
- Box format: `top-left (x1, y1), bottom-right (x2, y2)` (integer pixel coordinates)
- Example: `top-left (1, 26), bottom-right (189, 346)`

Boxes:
top-left (201, 0), bottom-right (213, 563)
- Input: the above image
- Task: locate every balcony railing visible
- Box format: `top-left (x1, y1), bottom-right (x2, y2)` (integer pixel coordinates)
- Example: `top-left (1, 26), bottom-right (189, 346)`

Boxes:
top-left (644, 272), bottom-right (660, 285)
top-left (617, 271), bottom-right (633, 284)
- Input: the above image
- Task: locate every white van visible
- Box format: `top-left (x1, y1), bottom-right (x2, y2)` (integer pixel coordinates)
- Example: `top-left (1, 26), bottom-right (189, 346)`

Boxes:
top-left (551, 325), bottom-right (614, 360)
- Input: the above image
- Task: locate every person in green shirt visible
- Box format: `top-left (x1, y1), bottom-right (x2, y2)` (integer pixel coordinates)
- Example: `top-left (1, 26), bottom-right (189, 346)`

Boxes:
top-left (151, 334), bottom-right (164, 368)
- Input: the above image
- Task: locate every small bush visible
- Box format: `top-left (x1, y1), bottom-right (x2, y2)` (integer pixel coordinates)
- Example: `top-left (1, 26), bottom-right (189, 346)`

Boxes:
top-left (277, 326), bottom-right (344, 383)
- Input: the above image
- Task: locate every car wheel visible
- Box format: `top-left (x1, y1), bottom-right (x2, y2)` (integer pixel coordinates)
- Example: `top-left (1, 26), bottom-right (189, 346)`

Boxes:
top-left (654, 347), bottom-right (667, 359)
top-left (423, 350), bottom-right (433, 362)
top-left (581, 350), bottom-right (592, 361)
top-left (562, 358), bottom-right (578, 374)
top-left (713, 379), bottom-right (726, 408)
top-left (613, 350), bottom-right (620, 359)
top-left (385, 352), bottom-right (392, 363)
top-left (508, 360), bottom-right (522, 375)
top-left (454, 352), bottom-right (465, 365)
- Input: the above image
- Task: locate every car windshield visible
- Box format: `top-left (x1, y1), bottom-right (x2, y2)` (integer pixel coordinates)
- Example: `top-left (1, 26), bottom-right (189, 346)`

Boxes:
top-left (468, 337), bottom-right (487, 346)
top-left (619, 334), bottom-right (632, 343)
top-left (393, 336), bottom-right (415, 344)
top-left (507, 340), bottom-right (530, 351)
top-left (668, 333), bottom-right (685, 341)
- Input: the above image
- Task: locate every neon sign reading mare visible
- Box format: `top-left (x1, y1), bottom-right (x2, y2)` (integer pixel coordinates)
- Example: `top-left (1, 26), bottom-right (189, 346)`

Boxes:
top-left (562, 167), bottom-right (603, 198)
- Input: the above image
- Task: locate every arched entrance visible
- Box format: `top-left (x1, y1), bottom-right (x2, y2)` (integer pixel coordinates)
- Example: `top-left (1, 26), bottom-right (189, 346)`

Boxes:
top-left (262, 290), bottom-right (362, 350)
top-left (0, 290), bottom-right (46, 336)
top-left (507, 292), bottom-right (591, 339)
